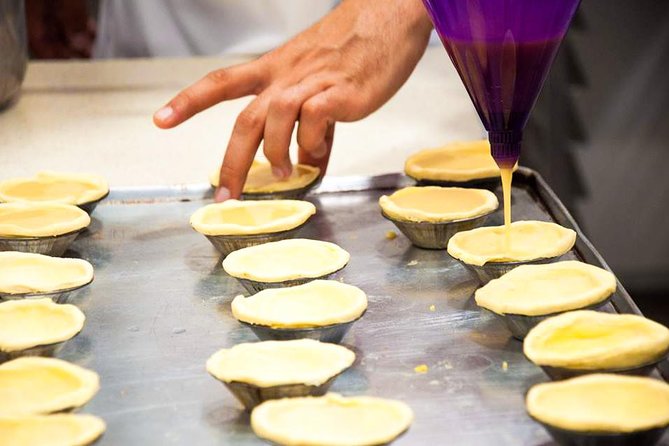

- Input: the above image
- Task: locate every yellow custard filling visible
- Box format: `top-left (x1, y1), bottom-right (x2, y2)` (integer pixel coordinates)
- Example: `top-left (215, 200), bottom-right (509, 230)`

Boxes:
top-left (0, 357), bottom-right (99, 416)
top-left (404, 140), bottom-right (517, 182)
top-left (524, 310), bottom-right (669, 369)
top-left (475, 261), bottom-right (615, 316)
top-left (207, 339), bottom-right (355, 387)
top-left (210, 160), bottom-right (320, 193)
top-left (0, 414), bottom-right (106, 446)
top-left (447, 220), bottom-right (576, 266)
top-left (0, 299), bottom-right (85, 352)
top-left (222, 239), bottom-right (349, 283)
top-left (527, 374), bottom-right (669, 433)
top-left (0, 171), bottom-right (108, 206)
top-left (232, 280), bottom-right (367, 328)
top-left (190, 200), bottom-right (316, 236)
top-left (0, 252), bottom-right (93, 294)
top-left (251, 393), bottom-right (414, 446)
top-left (379, 186), bottom-right (498, 222)
top-left (0, 203), bottom-right (90, 237)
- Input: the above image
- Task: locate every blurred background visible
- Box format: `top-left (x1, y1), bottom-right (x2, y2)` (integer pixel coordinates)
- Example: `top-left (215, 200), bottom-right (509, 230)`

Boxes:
top-left (1, 0), bottom-right (668, 321)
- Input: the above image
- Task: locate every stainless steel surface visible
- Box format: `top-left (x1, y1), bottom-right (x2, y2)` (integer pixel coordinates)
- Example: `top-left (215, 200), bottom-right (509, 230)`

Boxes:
top-left (0, 0), bottom-right (26, 109)
top-left (54, 170), bottom-right (668, 445)
top-left (203, 221), bottom-right (310, 257)
top-left (0, 229), bottom-right (83, 256)
top-left (382, 211), bottom-right (491, 249)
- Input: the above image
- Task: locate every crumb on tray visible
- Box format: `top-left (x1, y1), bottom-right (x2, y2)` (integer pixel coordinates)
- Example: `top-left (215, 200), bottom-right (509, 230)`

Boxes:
top-left (429, 304), bottom-right (436, 312)
top-left (407, 260), bottom-right (418, 266)
top-left (385, 230), bottom-right (397, 240)
top-left (502, 361), bottom-right (509, 371)
top-left (414, 364), bottom-right (429, 374)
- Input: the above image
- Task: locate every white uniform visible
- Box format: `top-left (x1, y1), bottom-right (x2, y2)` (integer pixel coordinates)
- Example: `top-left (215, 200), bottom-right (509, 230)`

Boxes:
top-left (94, 0), bottom-right (337, 58)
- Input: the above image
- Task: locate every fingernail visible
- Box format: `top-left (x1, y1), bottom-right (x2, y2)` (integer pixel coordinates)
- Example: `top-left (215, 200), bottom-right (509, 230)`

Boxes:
top-left (214, 187), bottom-right (230, 202)
top-left (154, 106), bottom-right (173, 123)
top-left (312, 142), bottom-right (328, 159)
top-left (272, 166), bottom-right (291, 179)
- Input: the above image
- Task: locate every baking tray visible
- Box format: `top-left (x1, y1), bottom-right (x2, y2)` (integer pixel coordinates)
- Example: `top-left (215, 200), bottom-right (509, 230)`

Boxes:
top-left (54, 168), bottom-right (668, 445)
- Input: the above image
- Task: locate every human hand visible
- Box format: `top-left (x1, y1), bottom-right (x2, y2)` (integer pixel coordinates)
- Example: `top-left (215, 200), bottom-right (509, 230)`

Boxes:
top-left (26, 0), bottom-right (96, 59)
top-left (153, 0), bottom-right (432, 201)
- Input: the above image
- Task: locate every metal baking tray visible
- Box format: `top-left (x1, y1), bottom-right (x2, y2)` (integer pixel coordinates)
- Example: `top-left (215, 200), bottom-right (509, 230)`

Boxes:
top-left (54, 167), bottom-right (667, 445)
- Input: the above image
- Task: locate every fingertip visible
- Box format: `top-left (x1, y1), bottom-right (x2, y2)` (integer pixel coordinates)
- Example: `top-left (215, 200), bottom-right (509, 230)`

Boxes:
top-left (214, 187), bottom-right (231, 202)
top-left (153, 105), bottom-right (177, 129)
top-left (271, 165), bottom-right (292, 179)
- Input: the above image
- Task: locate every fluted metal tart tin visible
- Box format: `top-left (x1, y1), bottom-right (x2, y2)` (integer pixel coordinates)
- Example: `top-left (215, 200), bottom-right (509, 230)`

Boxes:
top-left (205, 221), bottom-right (309, 257)
top-left (240, 178), bottom-right (321, 201)
top-left (0, 280), bottom-right (92, 304)
top-left (215, 371), bottom-right (346, 411)
top-left (239, 313), bottom-right (364, 344)
top-left (538, 353), bottom-right (668, 381)
top-left (381, 210), bottom-right (491, 249)
top-left (0, 340), bottom-right (68, 364)
top-left (0, 228), bottom-right (83, 256)
top-left (491, 298), bottom-right (612, 341)
top-left (533, 417), bottom-right (668, 446)
top-left (78, 191), bottom-right (109, 215)
top-left (463, 256), bottom-right (558, 284)
top-left (408, 175), bottom-right (500, 191)
top-left (232, 265), bottom-right (347, 295)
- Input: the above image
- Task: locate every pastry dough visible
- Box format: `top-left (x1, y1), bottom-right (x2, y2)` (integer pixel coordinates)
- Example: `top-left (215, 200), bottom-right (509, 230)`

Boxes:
top-left (0, 357), bottom-right (99, 416)
top-left (251, 393), bottom-right (414, 446)
top-left (475, 261), bottom-right (615, 316)
top-left (223, 239), bottom-right (349, 283)
top-left (379, 186), bottom-right (498, 222)
top-left (0, 202), bottom-right (90, 237)
top-left (0, 171), bottom-right (108, 206)
top-left (0, 252), bottom-right (93, 294)
top-left (526, 374), bottom-right (669, 433)
top-left (447, 221), bottom-right (576, 266)
top-left (210, 160), bottom-right (320, 193)
top-left (524, 310), bottom-right (669, 369)
top-left (0, 298), bottom-right (85, 352)
top-left (405, 140), bottom-right (517, 182)
top-left (190, 200), bottom-right (316, 236)
top-left (232, 280), bottom-right (367, 328)
top-left (0, 414), bottom-right (106, 446)
top-left (207, 339), bottom-right (355, 387)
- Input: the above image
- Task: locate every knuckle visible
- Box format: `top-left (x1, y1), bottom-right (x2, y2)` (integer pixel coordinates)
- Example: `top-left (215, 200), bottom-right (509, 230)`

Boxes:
top-left (170, 90), bottom-right (196, 112)
top-left (205, 69), bottom-right (229, 85)
top-left (270, 94), bottom-right (298, 114)
top-left (235, 108), bottom-right (263, 131)
top-left (301, 99), bottom-right (326, 119)
top-left (218, 163), bottom-right (242, 182)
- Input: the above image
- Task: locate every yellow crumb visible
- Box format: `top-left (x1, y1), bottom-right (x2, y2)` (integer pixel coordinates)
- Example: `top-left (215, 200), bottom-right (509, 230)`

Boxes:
top-left (385, 230), bottom-right (397, 240)
top-left (429, 304), bottom-right (436, 312)
top-left (414, 364), bottom-right (429, 374)
top-left (502, 361), bottom-right (508, 371)
top-left (407, 260), bottom-right (418, 266)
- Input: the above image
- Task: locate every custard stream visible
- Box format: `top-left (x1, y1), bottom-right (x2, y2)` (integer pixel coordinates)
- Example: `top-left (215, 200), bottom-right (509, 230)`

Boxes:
top-left (500, 167), bottom-right (514, 247)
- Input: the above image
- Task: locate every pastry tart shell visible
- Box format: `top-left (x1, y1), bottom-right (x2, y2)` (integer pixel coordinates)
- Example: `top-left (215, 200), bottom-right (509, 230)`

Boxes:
top-left (0, 414), bottom-right (106, 446)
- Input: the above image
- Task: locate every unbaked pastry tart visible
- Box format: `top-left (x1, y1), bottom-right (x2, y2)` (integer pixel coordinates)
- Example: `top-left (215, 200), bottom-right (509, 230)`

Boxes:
top-left (0, 298), bottom-right (85, 353)
top-left (232, 280), bottom-right (367, 329)
top-left (222, 239), bottom-right (349, 293)
top-left (207, 339), bottom-right (354, 388)
top-left (447, 220), bottom-right (576, 266)
top-left (0, 202), bottom-right (90, 238)
top-left (526, 374), bottom-right (669, 433)
top-left (524, 310), bottom-right (669, 371)
top-left (404, 140), bottom-right (517, 183)
top-left (475, 261), bottom-right (615, 316)
top-left (210, 160), bottom-right (320, 198)
top-left (0, 252), bottom-right (93, 296)
top-left (0, 414), bottom-right (106, 446)
top-left (0, 171), bottom-right (109, 209)
top-left (251, 393), bottom-right (414, 446)
top-left (190, 199), bottom-right (315, 236)
top-left (0, 357), bottom-right (99, 416)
